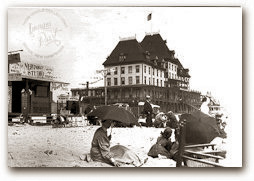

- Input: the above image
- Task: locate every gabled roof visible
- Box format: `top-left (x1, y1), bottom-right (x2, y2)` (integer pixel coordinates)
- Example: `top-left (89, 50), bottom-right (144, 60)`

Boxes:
top-left (103, 39), bottom-right (146, 66)
top-left (102, 33), bottom-right (188, 73)
top-left (140, 34), bottom-right (172, 61)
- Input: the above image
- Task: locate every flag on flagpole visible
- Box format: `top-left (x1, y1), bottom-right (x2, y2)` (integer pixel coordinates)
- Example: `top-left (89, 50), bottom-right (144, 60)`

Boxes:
top-left (147, 13), bottom-right (152, 21)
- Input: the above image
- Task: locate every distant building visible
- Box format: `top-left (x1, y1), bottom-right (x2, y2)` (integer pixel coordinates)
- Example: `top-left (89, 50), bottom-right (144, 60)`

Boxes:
top-left (72, 33), bottom-right (201, 114)
top-left (8, 53), bottom-right (70, 121)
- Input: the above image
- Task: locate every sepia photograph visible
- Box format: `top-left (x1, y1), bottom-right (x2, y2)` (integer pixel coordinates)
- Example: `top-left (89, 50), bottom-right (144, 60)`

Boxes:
top-left (7, 6), bottom-right (242, 168)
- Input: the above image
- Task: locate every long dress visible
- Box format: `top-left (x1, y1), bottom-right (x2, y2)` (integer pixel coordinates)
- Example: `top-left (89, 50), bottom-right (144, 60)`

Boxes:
top-left (90, 127), bottom-right (143, 167)
top-left (143, 101), bottom-right (153, 127)
top-left (200, 97), bottom-right (210, 115)
top-left (90, 127), bottom-right (114, 165)
top-left (148, 136), bottom-right (173, 158)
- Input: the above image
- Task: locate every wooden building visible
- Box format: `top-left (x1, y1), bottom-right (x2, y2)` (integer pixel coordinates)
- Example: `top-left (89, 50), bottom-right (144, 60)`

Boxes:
top-left (8, 53), bottom-right (69, 121)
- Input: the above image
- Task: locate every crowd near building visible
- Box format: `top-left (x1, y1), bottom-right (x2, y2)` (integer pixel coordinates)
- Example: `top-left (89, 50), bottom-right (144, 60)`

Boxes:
top-left (72, 33), bottom-right (201, 114)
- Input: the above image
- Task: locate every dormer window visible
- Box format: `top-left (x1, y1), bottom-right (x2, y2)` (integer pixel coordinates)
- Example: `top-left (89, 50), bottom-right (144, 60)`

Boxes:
top-left (119, 53), bottom-right (126, 62)
top-left (171, 50), bottom-right (175, 59)
top-left (145, 51), bottom-right (150, 59)
top-left (154, 60), bottom-right (157, 65)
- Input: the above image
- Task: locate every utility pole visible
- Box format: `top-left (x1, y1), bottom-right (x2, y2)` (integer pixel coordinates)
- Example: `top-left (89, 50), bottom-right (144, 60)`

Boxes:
top-left (104, 73), bottom-right (107, 105)
top-left (96, 67), bottom-right (115, 106)
top-left (79, 81), bottom-right (89, 114)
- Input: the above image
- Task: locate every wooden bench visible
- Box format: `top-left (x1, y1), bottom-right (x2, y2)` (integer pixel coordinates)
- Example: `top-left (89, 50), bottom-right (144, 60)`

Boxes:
top-left (182, 144), bottom-right (225, 167)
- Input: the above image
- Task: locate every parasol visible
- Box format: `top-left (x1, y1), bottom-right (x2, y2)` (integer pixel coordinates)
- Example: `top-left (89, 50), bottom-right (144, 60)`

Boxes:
top-left (87, 105), bottom-right (139, 126)
top-left (180, 111), bottom-right (221, 144)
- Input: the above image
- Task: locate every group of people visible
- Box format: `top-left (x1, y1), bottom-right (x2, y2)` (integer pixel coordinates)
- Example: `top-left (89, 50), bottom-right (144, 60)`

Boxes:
top-left (84, 94), bottom-right (227, 167)
top-left (88, 119), bottom-right (180, 167)
top-left (143, 95), bottom-right (178, 128)
top-left (147, 127), bottom-right (179, 160)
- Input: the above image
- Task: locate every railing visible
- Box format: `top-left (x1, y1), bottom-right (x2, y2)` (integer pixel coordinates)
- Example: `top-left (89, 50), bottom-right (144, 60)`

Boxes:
top-left (176, 119), bottom-right (225, 167)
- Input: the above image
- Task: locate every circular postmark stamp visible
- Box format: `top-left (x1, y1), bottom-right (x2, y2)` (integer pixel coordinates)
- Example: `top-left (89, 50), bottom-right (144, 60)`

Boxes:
top-left (22, 8), bottom-right (68, 59)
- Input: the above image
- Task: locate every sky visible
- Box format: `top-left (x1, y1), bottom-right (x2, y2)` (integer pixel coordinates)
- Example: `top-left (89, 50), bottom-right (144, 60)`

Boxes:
top-left (8, 7), bottom-right (242, 112)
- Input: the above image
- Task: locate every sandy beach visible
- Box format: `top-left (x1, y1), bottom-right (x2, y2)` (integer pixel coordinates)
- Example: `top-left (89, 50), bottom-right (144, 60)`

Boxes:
top-left (8, 124), bottom-right (177, 167)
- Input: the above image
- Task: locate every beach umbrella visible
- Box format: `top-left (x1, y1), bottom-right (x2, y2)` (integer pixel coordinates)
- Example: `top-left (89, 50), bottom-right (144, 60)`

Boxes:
top-left (180, 111), bottom-right (221, 144)
top-left (87, 105), bottom-right (139, 126)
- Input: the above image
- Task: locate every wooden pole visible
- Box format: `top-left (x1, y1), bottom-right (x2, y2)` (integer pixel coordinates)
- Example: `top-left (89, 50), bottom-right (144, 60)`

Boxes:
top-left (104, 74), bottom-right (107, 105)
top-left (176, 119), bottom-right (186, 167)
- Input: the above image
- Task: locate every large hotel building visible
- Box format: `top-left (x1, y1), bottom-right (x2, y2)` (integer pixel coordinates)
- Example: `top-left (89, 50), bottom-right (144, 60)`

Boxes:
top-left (72, 33), bottom-right (201, 114)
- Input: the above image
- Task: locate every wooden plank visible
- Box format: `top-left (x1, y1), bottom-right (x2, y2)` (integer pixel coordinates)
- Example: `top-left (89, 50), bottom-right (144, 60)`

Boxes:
top-left (184, 150), bottom-right (224, 160)
top-left (202, 150), bottom-right (227, 155)
top-left (182, 155), bottom-right (224, 167)
top-left (185, 143), bottom-right (216, 149)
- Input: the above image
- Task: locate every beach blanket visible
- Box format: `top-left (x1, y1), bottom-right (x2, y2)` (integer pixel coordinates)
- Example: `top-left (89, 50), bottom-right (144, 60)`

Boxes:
top-left (110, 145), bottom-right (143, 167)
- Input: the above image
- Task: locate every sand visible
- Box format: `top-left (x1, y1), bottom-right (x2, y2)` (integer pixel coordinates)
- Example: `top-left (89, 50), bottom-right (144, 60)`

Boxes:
top-left (8, 124), bottom-right (176, 167)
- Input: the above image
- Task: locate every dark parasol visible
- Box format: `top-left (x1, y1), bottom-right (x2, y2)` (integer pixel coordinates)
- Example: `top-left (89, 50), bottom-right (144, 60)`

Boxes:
top-left (180, 111), bottom-right (221, 144)
top-left (87, 105), bottom-right (139, 126)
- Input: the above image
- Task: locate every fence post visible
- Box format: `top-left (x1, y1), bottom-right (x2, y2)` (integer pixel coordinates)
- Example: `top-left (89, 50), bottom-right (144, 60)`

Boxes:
top-left (176, 119), bottom-right (186, 167)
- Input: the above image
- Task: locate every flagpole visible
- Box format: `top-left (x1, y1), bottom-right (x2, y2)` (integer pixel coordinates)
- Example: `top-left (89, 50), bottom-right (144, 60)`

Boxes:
top-left (150, 12), bottom-right (152, 35)
top-left (147, 12), bottom-right (152, 35)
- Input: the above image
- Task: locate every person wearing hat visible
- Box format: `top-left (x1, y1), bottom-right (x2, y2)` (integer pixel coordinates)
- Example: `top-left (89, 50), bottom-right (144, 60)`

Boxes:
top-left (143, 95), bottom-right (153, 127)
top-left (147, 127), bottom-right (173, 158)
top-left (90, 119), bottom-right (121, 167)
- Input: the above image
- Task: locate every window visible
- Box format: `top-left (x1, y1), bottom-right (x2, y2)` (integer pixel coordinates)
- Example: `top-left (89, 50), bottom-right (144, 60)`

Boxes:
top-left (149, 78), bottom-right (151, 85)
top-left (35, 86), bottom-right (48, 97)
top-left (114, 67), bottom-right (118, 75)
top-left (128, 66), bottom-right (132, 73)
top-left (121, 77), bottom-right (125, 85)
top-left (114, 78), bottom-right (118, 85)
top-left (107, 78), bottom-right (111, 86)
top-left (145, 51), bottom-right (150, 59)
top-left (157, 79), bottom-right (159, 86)
top-left (128, 77), bottom-right (133, 85)
top-left (136, 65), bottom-right (140, 73)
top-left (157, 69), bottom-right (158, 76)
top-left (144, 76), bottom-right (146, 84)
top-left (152, 68), bottom-right (154, 75)
top-left (153, 78), bottom-right (155, 85)
top-left (136, 76), bottom-right (140, 84)
top-left (119, 54), bottom-right (126, 62)
top-left (149, 67), bottom-right (151, 74)
top-left (121, 67), bottom-right (125, 74)
top-left (144, 66), bottom-right (146, 73)
top-left (160, 80), bottom-right (162, 87)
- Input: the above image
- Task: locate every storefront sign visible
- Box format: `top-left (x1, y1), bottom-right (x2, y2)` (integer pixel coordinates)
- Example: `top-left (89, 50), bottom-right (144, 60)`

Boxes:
top-left (8, 73), bottom-right (22, 81)
top-left (51, 82), bottom-right (69, 91)
top-left (9, 62), bottom-right (54, 81)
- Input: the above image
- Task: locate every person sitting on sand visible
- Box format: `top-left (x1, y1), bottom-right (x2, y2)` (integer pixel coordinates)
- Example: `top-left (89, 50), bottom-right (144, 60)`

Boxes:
top-left (90, 119), bottom-right (121, 167)
top-left (147, 127), bottom-right (173, 159)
